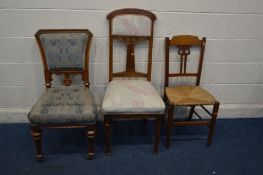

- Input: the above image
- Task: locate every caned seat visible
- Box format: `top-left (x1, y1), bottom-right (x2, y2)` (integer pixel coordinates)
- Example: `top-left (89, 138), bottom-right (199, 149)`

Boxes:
top-left (164, 35), bottom-right (220, 148)
top-left (28, 29), bottom-right (96, 161)
top-left (165, 86), bottom-right (216, 106)
top-left (102, 8), bottom-right (164, 155)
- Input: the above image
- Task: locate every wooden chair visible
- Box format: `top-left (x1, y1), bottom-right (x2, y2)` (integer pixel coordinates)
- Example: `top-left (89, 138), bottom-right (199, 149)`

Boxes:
top-left (102, 8), bottom-right (165, 155)
top-left (28, 29), bottom-right (97, 160)
top-left (164, 35), bottom-right (220, 148)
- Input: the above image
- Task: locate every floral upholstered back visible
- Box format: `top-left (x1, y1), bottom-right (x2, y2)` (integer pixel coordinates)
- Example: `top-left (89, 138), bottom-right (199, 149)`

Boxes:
top-left (112, 15), bottom-right (152, 36)
top-left (39, 33), bottom-right (89, 70)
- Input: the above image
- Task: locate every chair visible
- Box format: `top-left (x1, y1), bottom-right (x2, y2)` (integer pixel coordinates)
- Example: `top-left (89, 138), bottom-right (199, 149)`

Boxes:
top-left (28, 29), bottom-right (97, 160)
top-left (102, 8), bottom-right (165, 155)
top-left (164, 35), bottom-right (220, 148)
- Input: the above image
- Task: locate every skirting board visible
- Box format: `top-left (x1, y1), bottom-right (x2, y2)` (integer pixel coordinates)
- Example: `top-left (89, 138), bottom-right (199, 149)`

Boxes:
top-left (0, 105), bottom-right (262, 123)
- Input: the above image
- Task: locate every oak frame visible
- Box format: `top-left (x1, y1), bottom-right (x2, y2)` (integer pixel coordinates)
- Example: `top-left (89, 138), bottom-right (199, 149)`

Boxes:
top-left (164, 35), bottom-right (220, 148)
top-left (104, 8), bottom-right (163, 155)
top-left (31, 29), bottom-right (96, 160)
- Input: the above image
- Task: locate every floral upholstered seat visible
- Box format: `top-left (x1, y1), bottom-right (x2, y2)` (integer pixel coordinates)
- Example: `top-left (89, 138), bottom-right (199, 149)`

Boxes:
top-left (28, 87), bottom-right (97, 125)
top-left (28, 29), bottom-right (96, 160)
top-left (102, 80), bottom-right (165, 114)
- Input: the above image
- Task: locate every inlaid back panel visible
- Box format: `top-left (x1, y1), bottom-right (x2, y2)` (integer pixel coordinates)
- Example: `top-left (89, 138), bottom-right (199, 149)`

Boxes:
top-left (107, 8), bottom-right (156, 81)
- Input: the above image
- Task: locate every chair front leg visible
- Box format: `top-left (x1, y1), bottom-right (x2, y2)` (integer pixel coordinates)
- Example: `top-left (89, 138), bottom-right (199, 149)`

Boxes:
top-left (207, 102), bottom-right (220, 145)
top-left (86, 125), bottom-right (96, 159)
top-left (104, 116), bottom-right (112, 155)
top-left (153, 116), bottom-right (162, 155)
top-left (166, 104), bottom-right (174, 149)
top-left (30, 126), bottom-right (43, 160)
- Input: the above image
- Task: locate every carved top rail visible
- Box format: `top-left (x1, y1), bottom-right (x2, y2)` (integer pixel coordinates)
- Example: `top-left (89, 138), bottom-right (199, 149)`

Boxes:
top-left (165, 35), bottom-right (206, 86)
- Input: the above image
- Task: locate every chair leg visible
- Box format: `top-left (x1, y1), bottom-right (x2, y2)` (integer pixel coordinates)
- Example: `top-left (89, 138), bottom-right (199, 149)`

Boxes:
top-left (188, 106), bottom-right (195, 120)
top-left (153, 116), bottom-right (162, 155)
top-left (104, 117), bottom-right (112, 155)
top-left (86, 125), bottom-right (96, 159)
top-left (30, 126), bottom-right (43, 160)
top-left (207, 102), bottom-right (220, 145)
top-left (166, 104), bottom-right (174, 149)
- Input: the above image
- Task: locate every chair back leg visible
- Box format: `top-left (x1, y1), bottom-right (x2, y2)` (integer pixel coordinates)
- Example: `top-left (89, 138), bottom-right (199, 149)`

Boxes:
top-left (153, 116), bottom-right (162, 154)
top-left (188, 106), bottom-right (196, 120)
top-left (104, 117), bottom-right (112, 155)
top-left (166, 104), bottom-right (174, 148)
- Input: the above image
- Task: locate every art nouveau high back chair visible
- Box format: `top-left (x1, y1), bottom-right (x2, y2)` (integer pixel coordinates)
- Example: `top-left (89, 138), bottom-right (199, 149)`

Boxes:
top-left (28, 29), bottom-right (97, 160)
top-left (164, 35), bottom-right (220, 148)
top-left (102, 8), bottom-right (165, 155)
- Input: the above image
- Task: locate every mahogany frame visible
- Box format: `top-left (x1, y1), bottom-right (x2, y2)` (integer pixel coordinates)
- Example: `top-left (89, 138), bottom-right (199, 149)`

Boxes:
top-left (31, 29), bottom-right (96, 160)
top-left (107, 8), bottom-right (156, 82)
top-left (104, 8), bottom-right (163, 155)
top-left (164, 35), bottom-right (220, 148)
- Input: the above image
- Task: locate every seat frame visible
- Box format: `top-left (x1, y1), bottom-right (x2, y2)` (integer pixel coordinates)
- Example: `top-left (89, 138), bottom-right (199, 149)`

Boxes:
top-left (164, 35), bottom-right (220, 148)
top-left (104, 8), bottom-right (163, 155)
top-left (31, 29), bottom-right (96, 160)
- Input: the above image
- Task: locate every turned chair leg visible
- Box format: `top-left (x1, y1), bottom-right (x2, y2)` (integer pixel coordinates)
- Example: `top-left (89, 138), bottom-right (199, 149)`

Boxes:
top-left (188, 106), bottom-right (195, 120)
top-left (86, 125), bottom-right (96, 159)
top-left (104, 117), bottom-right (112, 155)
top-left (30, 126), bottom-right (43, 160)
top-left (207, 102), bottom-right (220, 145)
top-left (153, 117), bottom-right (162, 155)
top-left (166, 105), bottom-right (174, 149)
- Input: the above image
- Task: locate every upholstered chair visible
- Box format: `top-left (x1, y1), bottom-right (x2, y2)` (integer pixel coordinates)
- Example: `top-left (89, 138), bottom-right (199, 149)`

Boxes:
top-left (28, 29), bottom-right (97, 160)
top-left (164, 35), bottom-right (220, 148)
top-left (102, 8), bottom-right (165, 155)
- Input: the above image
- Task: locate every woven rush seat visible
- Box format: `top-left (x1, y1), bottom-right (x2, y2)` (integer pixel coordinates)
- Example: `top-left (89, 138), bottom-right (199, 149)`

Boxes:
top-left (28, 87), bottom-right (97, 125)
top-left (164, 35), bottom-right (220, 148)
top-left (165, 85), bottom-right (216, 106)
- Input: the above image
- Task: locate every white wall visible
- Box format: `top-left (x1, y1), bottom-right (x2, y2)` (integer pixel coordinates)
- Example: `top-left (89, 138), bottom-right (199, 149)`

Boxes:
top-left (0, 0), bottom-right (263, 122)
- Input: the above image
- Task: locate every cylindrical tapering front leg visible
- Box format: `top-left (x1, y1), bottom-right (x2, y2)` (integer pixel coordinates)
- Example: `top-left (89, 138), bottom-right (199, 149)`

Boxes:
top-left (86, 125), bottom-right (96, 160)
top-left (30, 126), bottom-right (43, 161)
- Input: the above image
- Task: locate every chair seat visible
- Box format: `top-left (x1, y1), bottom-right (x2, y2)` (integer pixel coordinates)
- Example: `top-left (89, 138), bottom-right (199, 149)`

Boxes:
top-left (166, 85), bottom-right (217, 106)
top-left (102, 80), bottom-right (165, 114)
top-left (28, 87), bottom-right (97, 125)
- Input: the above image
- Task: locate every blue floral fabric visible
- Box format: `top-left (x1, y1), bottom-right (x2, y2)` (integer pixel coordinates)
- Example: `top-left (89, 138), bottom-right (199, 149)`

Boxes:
top-left (40, 33), bottom-right (88, 69)
top-left (28, 87), bottom-right (97, 125)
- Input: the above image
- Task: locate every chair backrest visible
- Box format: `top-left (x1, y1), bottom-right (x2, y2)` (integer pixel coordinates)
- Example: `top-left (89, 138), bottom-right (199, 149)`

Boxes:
top-left (165, 35), bottom-right (206, 87)
top-left (107, 8), bottom-right (156, 82)
top-left (35, 29), bottom-right (93, 88)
